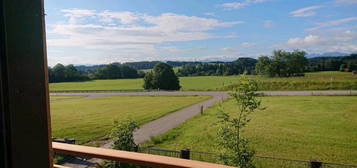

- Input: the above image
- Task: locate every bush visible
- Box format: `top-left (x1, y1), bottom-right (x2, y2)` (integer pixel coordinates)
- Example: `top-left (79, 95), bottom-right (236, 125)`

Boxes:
top-left (100, 120), bottom-right (139, 168)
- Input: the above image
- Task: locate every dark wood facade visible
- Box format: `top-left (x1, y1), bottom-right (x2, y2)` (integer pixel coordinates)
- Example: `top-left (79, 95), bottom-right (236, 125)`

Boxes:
top-left (0, 0), bottom-right (52, 167)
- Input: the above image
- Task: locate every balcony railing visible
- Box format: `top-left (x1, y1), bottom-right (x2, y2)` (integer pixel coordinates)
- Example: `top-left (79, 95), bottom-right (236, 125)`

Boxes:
top-left (52, 142), bottom-right (236, 168)
top-left (54, 165), bottom-right (70, 168)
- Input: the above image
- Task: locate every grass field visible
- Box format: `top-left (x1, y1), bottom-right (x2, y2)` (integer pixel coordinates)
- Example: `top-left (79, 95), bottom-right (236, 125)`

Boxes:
top-left (49, 71), bottom-right (357, 91)
top-left (50, 78), bottom-right (143, 91)
top-left (144, 96), bottom-right (357, 165)
top-left (50, 95), bottom-right (210, 145)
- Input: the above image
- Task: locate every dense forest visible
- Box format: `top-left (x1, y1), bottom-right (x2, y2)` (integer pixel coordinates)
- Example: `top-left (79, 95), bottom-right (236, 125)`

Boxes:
top-left (49, 63), bottom-right (142, 83)
top-left (91, 64), bottom-right (142, 79)
top-left (177, 58), bottom-right (257, 76)
top-left (48, 64), bottom-right (90, 83)
top-left (307, 54), bottom-right (357, 72)
top-left (255, 50), bottom-right (308, 77)
top-left (121, 61), bottom-right (201, 70)
top-left (48, 53), bottom-right (357, 83)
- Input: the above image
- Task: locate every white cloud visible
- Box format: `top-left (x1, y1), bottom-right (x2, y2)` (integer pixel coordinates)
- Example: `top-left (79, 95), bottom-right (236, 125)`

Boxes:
top-left (290, 6), bottom-right (323, 17)
top-left (307, 17), bottom-right (357, 31)
top-left (263, 20), bottom-right (274, 28)
top-left (241, 42), bottom-right (256, 48)
top-left (61, 9), bottom-right (140, 25)
top-left (159, 46), bottom-right (179, 53)
top-left (204, 12), bottom-right (216, 17)
top-left (287, 35), bottom-right (323, 46)
top-left (221, 0), bottom-right (268, 10)
top-left (334, 0), bottom-right (357, 4)
top-left (282, 31), bottom-right (357, 53)
top-left (47, 9), bottom-right (244, 65)
top-left (222, 47), bottom-right (235, 51)
top-left (168, 55), bottom-right (243, 62)
top-left (48, 24), bottom-right (215, 48)
top-left (221, 2), bottom-right (246, 9)
top-left (98, 11), bottom-right (139, 24)
top-left (142, 13), bottom-right (243, 32)
top-left (48, 10), bottom-right (243, 49)
top-left (61, 9), bottom-right (96, 24)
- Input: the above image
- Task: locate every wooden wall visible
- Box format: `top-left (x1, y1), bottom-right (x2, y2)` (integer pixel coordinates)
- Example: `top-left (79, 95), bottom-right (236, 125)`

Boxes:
top-left (0, 0), bottom-right (52, 167)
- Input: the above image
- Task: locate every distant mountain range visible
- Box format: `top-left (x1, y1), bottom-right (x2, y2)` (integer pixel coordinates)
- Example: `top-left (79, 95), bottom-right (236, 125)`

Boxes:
top-left (306, 52), bottom-right (350, 58)
top-left (72, 53), bottom-right (356, 70)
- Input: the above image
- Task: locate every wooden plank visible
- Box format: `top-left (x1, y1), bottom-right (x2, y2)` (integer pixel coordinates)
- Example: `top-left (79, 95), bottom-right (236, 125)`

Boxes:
top-left (53, 165), bottom-right (70, 168)
top-left (0, 0), bottom-right (8, 167)
top-left (52, 142), bottom-right (236, 168)
top-left (0, 0), bottom-right (52, 167)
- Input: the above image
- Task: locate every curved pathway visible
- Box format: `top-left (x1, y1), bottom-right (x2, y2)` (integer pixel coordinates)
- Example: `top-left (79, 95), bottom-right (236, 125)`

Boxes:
top-left (51, 90), bottom-right (357, 145)
top-left (54, 91), bottom-right (228, 168)
top-left (51, 90), bottom-right (357, 97)
top-left (52, 90), bottom-right (356, 167)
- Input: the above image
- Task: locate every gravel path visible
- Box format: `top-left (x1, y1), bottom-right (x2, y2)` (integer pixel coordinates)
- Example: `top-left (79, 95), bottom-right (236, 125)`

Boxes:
top-left (55, 91), bottom-right (227, 168)
top-left (133, 92), bottom-right (228, 144)
top-left (51, 90), bottom-right (357, 97)
top-left (52, 90), bottom-right (356, 167)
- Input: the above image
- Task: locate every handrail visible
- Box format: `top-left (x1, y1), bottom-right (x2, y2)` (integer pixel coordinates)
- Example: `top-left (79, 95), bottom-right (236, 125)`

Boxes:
top-left (54, 164), bottom-right (70, 168)
top-left (52, 142), bottom-right (236, 168)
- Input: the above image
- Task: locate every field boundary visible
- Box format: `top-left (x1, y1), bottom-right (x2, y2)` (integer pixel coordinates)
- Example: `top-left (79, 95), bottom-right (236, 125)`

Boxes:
top-left (139, 146), bottom-right (357, 168)
top-left (50, 90), bottom-right (357, 96)
top-left (50, 89), bottom-right (163, 93)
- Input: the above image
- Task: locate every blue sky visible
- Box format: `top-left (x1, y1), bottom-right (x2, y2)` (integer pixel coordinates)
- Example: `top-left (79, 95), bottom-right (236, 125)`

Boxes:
top-left (45, 0), bottom-right (357, 65)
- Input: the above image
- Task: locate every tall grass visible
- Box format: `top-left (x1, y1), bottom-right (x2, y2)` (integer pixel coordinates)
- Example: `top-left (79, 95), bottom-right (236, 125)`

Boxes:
top-left (144, 96), bottom-right (357, 165)
top-left (223, 72), bottom-right (357, 91)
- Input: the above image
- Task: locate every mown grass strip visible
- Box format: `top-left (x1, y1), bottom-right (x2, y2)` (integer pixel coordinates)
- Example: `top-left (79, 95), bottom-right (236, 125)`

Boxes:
top-left (144, 96), bottom-right (357, 165)
top-left (51, 95), bottom-right (211, 145)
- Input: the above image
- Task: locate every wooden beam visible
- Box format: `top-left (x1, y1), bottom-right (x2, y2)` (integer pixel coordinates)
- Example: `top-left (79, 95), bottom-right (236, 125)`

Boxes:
top-left (1, 1), bottom-right (8, 167)
top-left (53, 142), bottom-right (236, 168)
top-left (0, 0), bottom-right (52, 167)
top-left (53, 165), bottom-right (70, 168)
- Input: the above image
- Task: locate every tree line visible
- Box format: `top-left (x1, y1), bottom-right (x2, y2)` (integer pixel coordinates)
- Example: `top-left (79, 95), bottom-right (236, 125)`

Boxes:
top-left (307, 54), bottom-right (357, 72)
top-left (177, 58), bottom-right (257, 76)
top-left (48, 63), bottom-right (143, 83)
top-left (48, 64), bottom-right (90, 83)
top-left (123, 61), bottom-right (201, 70)
top-left (91, 63), bottom-right (143, 79)
top-left (49, 51), bottom-right (357, 83)
top-left (176, 51), bottom-right (357, 77)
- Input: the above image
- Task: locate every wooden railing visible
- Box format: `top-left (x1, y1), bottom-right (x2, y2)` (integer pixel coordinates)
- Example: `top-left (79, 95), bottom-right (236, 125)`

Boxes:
top-left (54, 164), bottom-right (70, 168)
top-left (52, 142), bottom-right (236, 168)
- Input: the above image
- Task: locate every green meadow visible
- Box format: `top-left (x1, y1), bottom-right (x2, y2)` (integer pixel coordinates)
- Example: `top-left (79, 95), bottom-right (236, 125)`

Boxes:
top-left (49, 71), bottom-right (357, 91)
top-left (50, 95), bottom-right (210, 145)
top-left (145, 96), bottom-right (357, 165)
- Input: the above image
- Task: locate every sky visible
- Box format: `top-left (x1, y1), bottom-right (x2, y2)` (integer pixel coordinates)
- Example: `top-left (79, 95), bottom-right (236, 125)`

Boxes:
top-left (45, 0), bottom-right (357, 66)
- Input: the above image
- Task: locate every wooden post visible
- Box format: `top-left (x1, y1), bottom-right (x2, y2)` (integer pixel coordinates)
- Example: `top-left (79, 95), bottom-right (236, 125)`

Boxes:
top-left (200, 105), bottom-right (204, 115)
top-left (310, 159), bottom-right (322, 168)
top-left (0, 0), bottom-right (52, 167)
top-left (180, 148), bottom-right (190, 159)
